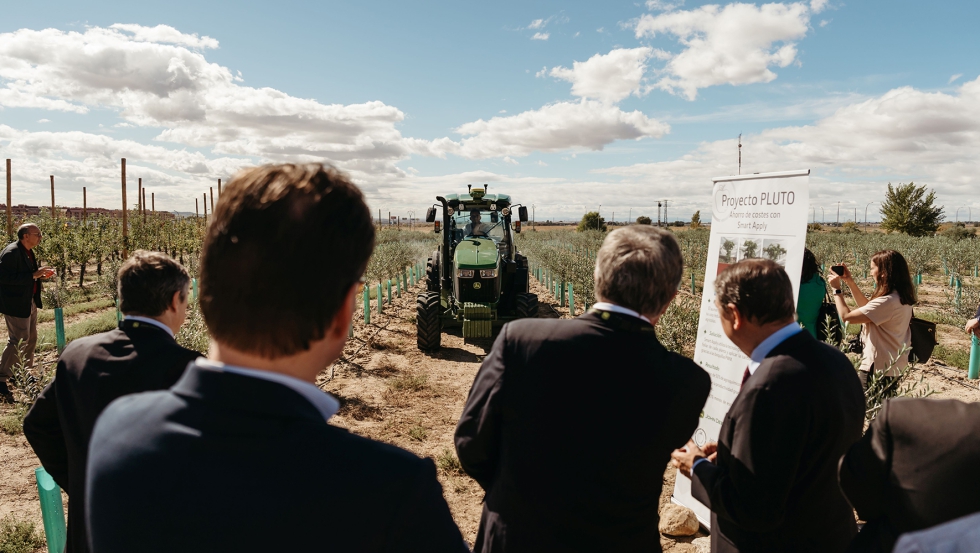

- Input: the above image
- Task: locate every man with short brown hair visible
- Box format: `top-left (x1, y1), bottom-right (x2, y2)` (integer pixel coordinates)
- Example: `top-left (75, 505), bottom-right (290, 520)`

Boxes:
top-left (24, 250), bottom-right (200, 553)
top-left (672, 259), bottom-right (864, 553)
top-left (456, 225), bottom-right (710, 552)
top-left (87, 164), bottom-right (467, 553)
top-left (0, 223), bottom-right (55, 402)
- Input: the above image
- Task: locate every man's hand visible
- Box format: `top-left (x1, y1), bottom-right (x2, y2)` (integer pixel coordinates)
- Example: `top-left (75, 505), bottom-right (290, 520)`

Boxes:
top-left (671, 439), bottom-right (713, 478)
top-left (966, 318), bottom-right (980, 337)
top-left (33, 266), bottom-right (55, 280)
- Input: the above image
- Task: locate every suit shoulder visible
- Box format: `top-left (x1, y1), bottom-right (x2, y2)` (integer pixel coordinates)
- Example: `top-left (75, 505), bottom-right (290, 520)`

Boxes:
top-left (500, 316), bottom-right (599, 343)
top-left (665, 351), bottom-right (711, 388)
top-left (58, 329), bottom-right (127, 365)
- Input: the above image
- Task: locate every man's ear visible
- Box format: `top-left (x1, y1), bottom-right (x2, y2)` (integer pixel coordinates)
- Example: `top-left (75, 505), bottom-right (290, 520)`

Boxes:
top-left (725, 302), bottom-right (743, 329)
top-left (169, 289), bottom-right (183, 312)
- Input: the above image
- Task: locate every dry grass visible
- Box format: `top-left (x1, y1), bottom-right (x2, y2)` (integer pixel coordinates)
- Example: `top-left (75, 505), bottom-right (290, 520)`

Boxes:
top-left (387, 373), bottom-right (428, 393)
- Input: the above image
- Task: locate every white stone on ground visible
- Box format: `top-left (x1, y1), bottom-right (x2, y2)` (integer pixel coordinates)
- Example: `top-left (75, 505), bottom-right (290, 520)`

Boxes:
top-left (659, 503), bottom-right (700, 536)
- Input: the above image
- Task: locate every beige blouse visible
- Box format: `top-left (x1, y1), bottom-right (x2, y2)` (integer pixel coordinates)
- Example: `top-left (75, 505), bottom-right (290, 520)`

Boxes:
top-left (857, 291), bottom-right (913, 376)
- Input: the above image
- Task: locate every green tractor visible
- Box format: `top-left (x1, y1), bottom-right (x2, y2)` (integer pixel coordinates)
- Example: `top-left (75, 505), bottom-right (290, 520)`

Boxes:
top-left (417, 184), bottom-right (538, 350)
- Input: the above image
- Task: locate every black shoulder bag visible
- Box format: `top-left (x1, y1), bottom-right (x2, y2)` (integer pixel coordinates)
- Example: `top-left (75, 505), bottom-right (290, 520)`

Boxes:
top-left (909, 309), bottom-right (937, 363)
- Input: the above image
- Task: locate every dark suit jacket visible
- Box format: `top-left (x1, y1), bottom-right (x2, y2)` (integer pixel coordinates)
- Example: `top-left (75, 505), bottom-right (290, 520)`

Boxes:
top-left (454, 310), bottom-right (712, 553)
top-left (0, 240), bottom-right (42, 318)
top-left (85, 361), bottom-right (468, 553)
top-left (691, 330), bottom-right (865, 553)
top-left (838, 398), bottom-right (980, 553)
top-left (23, 319), bottom-right (200, 553)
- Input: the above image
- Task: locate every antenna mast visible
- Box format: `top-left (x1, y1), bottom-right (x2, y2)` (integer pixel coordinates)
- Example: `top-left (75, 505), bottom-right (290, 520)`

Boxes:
top-left (738, 133), bottom-right (742, 175)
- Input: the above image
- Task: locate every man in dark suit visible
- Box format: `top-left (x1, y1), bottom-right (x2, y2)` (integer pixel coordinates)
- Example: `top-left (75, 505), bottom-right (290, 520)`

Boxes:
top-left (672, 259), bottom-right (865, 553)
top-left (0, 223), bottom-right (55, 402)
top-left (86, 164), bottom-right (467, 553)
top-left (23, 250), bottom-right (201, 553)
top-left (455, 225), bottom-right (712, 553)
top-left (838, 397), bottom-right (980, 553)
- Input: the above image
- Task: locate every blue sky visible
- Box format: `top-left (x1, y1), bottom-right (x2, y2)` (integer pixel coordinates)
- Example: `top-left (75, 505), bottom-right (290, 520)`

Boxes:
top-left (1, 0), bottom-right (978, 222)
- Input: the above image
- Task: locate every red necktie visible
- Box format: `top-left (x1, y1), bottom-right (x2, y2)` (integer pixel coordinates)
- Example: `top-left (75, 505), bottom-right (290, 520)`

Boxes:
top-left (741, 366), bottom-right (751, 389)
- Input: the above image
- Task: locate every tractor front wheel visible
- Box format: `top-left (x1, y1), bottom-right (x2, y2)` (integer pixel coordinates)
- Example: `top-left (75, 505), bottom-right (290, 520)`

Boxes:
top-left (514, 293), bottom-right (539, 319)
top-left (416, 291), bottom-right (442, 351)
top-left (426, 254), bottom-right (440, 293)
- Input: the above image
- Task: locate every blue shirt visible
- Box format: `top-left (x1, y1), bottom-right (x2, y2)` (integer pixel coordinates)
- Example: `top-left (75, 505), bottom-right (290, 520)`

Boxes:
top-left (748, 322), bottom-right (804, 376)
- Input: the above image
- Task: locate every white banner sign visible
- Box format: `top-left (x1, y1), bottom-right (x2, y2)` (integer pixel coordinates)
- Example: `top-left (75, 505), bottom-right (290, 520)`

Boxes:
top-left (672, 170), bottom-right (811, 528)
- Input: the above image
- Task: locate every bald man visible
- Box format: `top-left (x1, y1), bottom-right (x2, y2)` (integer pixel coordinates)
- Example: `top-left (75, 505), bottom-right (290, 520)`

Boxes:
top-left (0, 223), bottom-right (55, 403)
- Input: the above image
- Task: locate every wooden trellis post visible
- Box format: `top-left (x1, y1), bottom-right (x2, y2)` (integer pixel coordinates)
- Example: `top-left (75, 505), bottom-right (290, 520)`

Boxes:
top-left (83, 187), bottom-right (87, 221)
top-left (50, 176), bottom-right (56, 217)
top-left (6, 159), bottom-right (11, 239)
top-left (121, 158), bottom-right (128, 258)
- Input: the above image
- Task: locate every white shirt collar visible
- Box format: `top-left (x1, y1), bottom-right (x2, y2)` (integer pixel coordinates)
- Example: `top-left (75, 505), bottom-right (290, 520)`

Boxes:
top-left (748, 322), bottom-right (803, 375)
top-left (123, 315), bottom-right (174, 338)
top-left (592, 302), bottom-right (652, 324)
top-left (196, 359), bottom-right (340, 422)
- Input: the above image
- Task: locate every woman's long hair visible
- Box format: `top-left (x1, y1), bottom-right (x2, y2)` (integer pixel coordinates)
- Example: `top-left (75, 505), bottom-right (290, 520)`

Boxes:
top-left (870, 250), bottom-right (917, 305)
top-left (802, 248), bottom-right (820, 283)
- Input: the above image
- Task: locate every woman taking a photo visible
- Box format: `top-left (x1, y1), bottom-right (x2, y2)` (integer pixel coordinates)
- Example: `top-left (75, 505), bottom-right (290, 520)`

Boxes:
top-left (828, 250), bottom-right (916, 390)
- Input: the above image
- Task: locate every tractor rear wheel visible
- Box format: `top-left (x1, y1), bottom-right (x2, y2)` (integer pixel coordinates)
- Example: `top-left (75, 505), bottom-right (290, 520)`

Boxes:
top-left (416, 291), bottom-right (442, 351)
top-left (426, 253), bottom-right (440, 293)
top-left (514, 293), bottom-right (539, 319)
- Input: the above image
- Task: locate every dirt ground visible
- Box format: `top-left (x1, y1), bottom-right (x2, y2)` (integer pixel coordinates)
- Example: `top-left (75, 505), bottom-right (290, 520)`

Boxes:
top-left (1, 276), bottom-right (977, 552)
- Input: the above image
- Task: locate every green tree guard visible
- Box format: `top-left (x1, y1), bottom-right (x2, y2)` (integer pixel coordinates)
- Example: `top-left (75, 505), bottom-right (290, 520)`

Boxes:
top-left (559, 281), bottom-right (565, 307)
top-left (115, 298), bottom-right (122, 324)
top-left (387, 279), bottom-right (393, 304)
top-left (396, 276), bottom-right (401, 298)
top-left (363, 287), bottom-right (370, 324)
top-left (54, 308), bottom-right (66, 355)
top-left (35, 467), bottom-right (66, 553)
top-left (568, 283), bottom-right (575, 316)
top-left (191, 278), bottom-right (198, 302)
top-left (970, 334), bottom-right (979, 380)
top-left (377, 283), bottom-right (383, 314)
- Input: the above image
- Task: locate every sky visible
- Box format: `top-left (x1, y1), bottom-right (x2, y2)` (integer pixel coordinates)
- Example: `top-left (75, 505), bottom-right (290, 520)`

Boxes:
top-left (0, 0), bottom-right (978, 223)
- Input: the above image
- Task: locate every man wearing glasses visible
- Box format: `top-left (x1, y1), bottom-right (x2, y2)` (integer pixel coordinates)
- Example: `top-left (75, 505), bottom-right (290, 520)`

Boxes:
top-left (0, 223), bottom-right (55, 403)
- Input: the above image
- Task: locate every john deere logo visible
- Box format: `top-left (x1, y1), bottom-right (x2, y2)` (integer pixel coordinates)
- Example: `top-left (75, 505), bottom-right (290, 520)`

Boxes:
top-left (473, 282), bottom-right (482, 290)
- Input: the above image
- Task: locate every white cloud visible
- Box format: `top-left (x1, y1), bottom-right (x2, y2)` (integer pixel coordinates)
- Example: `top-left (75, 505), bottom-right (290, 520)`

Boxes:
top-left (597, 27), bottom-right (605, 33)
top-left (528, 19), bottom-right (547, 29)
top-left (574, 31), bottom-right (581, 38)
top-left (108, 24), bottom-right (219, 49)
top-left (548, 48), bottom-right (654, 103)
top-left (597, 76), bottom-right (980, 211)
top-left (646, 0), bottom-right (685, 11)
top-left (499, 109), bottom-right (507, 113)
top-left (635, 2), bottom-right (810, 100)
top-left (502, 156), bottom-right (519, 165)
top-left (809, 0), bottom-right (829, 14)
top-left (949, 73), bottom-right (963, 84)
top-left (37, 119), bottom-right (50, 123)
top-left (819, 19), bottom-right (831, 27)
top-left (531, 32), bottom-right (550, 41)
top-left (441, 99), bottom-right (669, 158)
top-left (0, 25), bottom-right (421, 176)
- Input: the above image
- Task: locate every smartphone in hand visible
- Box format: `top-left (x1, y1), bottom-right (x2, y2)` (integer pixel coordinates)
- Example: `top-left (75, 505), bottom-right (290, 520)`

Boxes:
top-left (831, 265), bottom-right (846, 276)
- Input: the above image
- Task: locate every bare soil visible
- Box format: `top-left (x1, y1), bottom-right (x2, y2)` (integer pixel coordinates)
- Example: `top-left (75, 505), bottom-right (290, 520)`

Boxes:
top-left (1, 276), bottom-right (976, 552)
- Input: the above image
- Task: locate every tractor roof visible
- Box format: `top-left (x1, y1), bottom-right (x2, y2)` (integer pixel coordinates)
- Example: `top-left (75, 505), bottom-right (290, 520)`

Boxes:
top-left (445, 193), bottom-right (512, 206)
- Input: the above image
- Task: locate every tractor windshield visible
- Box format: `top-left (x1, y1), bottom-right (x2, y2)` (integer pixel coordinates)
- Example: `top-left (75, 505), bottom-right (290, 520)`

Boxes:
top-left (452, 210), bottom-right (505, 243)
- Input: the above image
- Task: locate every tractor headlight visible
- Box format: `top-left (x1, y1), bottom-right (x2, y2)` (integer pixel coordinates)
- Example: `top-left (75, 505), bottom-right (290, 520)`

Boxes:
top-left (447, 207), bottom-right (455, 216)
top-left (501, 207), bottom-right (510, 216)
top-left (490, 203), bottom-right (497, 211)
top-left (458, 269), bottom-right (475, 278)
top-left (480, 269), bottom-right (497, 278)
